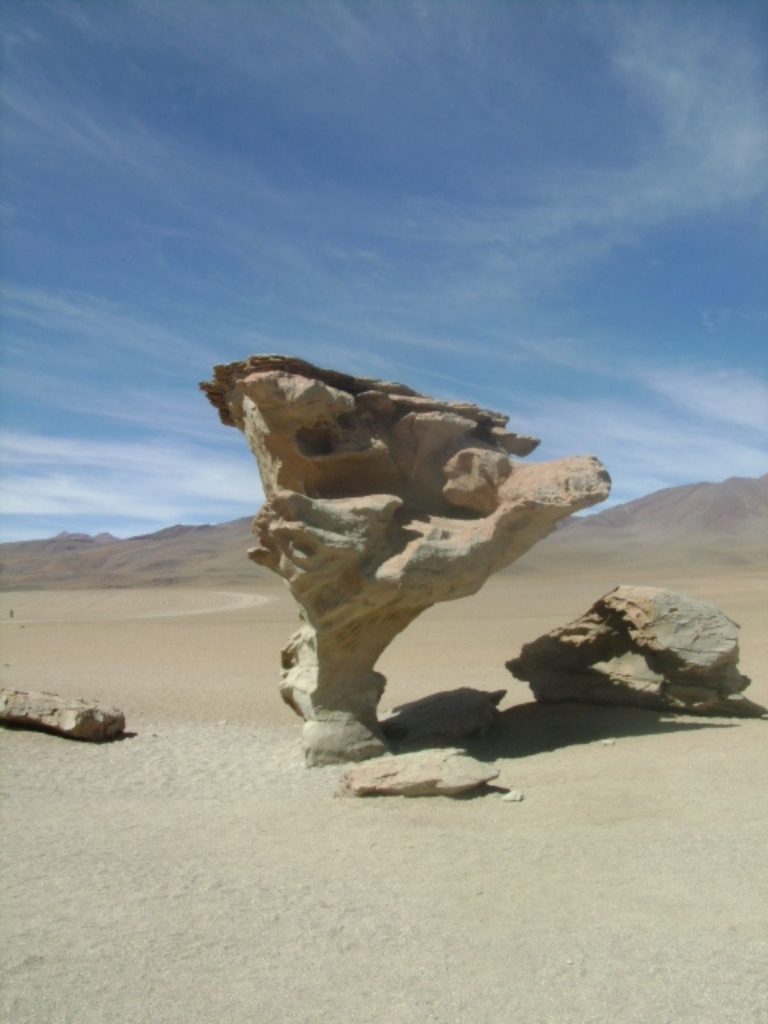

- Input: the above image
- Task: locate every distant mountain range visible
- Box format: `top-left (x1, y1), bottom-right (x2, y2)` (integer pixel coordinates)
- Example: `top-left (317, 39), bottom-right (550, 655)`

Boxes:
top-left (0, 518), bottom-right (259, 590)
top-left (517, 472), bottom-right (767, 573)
top-left (1, 474), bottom-right (765, 590)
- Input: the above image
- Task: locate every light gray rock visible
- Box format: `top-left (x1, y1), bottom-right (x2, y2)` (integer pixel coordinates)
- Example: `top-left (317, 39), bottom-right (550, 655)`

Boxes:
top-left (507, 585), bottom-right (766, 718)
top-left (341, 748), bottom-right (500, 797)
top-left (302, 717), bottom-right (390, 767)
top-left (501, 789), bottom-right (525, 802)
top-left (201, 355), bottom-right (610, 765)
top-left (381, 687), bottom-right (506, 743)
top-left (0, 688), bottom-right (126, 740)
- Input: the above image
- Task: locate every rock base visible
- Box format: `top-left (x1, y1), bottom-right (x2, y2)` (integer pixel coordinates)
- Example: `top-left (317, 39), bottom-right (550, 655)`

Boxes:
top-left (302, 716), bottom-right (389, 767)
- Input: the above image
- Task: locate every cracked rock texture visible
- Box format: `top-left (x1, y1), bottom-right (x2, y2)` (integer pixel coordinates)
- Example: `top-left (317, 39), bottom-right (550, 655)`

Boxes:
top-left (201, 355), bottom-right (610, 764)
top-left (507, 585), bottom-right (766, 718)
top-left (341, 748), bottom-right (500, 797)
top-left (0, 688), bottom-right (126, 740)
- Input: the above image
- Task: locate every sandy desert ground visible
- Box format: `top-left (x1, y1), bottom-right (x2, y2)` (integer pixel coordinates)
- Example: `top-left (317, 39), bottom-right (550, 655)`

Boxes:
top-left (1, 563), bottom-right (766, 1024)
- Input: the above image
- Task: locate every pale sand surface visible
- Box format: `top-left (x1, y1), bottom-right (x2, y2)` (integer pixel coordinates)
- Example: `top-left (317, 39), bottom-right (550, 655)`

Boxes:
top-left (1, 568), bottom-right (766, 1024)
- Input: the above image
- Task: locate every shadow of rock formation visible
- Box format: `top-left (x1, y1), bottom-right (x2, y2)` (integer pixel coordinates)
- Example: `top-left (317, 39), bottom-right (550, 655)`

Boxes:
top-left (381, 687), bottom-right (506, 744)
top-left (376, 687), bottom-right (737, 762)
top-left (464, 701), bottom-right (737, 762)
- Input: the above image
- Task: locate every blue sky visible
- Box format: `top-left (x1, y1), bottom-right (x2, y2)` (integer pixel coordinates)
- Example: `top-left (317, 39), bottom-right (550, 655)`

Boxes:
top-left (2, 0), bottom-right (766, 542)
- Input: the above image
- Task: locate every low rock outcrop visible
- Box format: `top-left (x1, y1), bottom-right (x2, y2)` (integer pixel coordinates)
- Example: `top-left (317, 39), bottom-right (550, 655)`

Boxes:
top-left (507, 585), bottom-right (766, 718)
top-left (0, 688), bottom-right (126, 740)
top-left (201, 355), bottom-right (610, 764)
top-left (341, 748), bottom-right (500, 797)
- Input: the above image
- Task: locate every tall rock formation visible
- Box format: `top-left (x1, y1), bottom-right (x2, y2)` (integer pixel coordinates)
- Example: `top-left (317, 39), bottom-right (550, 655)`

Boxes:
top-left (201, 355), bottom-right (611, 764)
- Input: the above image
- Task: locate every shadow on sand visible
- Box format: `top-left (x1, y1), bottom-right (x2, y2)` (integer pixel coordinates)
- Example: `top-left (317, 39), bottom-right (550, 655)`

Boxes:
top-left (388, 699), bottom-right (737, 763)
top-left (0, 723), bottom-right (139, 743)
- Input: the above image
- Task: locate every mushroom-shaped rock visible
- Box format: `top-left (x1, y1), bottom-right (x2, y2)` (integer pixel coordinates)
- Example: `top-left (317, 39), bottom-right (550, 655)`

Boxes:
top-left (507, 585), bottom-right (766, 718)
top-left (201, 355), bottom-right (611, 765)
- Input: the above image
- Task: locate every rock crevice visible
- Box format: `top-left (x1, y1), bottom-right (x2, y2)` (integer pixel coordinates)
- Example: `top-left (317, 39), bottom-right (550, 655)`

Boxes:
top-left (507, 585), bottom-right (766, 718)
top-left (202, 355), bottom-right (611, 764)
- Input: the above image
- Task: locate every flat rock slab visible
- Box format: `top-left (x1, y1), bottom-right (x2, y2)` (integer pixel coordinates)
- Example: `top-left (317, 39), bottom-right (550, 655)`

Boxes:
top-left (381, 687), bottom-right (506, 743)
top-left (507, 585), bottom-right (766, 718)
top-left (341, 748), bottom-right (499, 797)
top-left (0, 688), bottom-right (126, 741)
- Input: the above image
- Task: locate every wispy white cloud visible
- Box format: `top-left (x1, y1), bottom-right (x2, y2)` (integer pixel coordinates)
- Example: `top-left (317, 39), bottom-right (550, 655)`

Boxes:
top-left (643, 368), bottom-right (768, 433)
top-left (5, 2), bottom-right (765, 323)
top-left (700, 307), bottom-right (768, 336)
top-left (0, 365), bottom-right (227, 441)
top-left (608, 5), bottom-right (768, 200)
top-left (262, 4), bottom-right (768, 312)
top-left (290, 311), bottom-right (617, 381)
top-left (517, 388), bottom-right (767, 509)
top-left (2, 78), bottom-right (160, 177)
top-left (1, 2), bottom-right (765, 541)
top-left (0, 432), bottom-right (263, 537)
top-left (1, 284), bottom-right (216, 365)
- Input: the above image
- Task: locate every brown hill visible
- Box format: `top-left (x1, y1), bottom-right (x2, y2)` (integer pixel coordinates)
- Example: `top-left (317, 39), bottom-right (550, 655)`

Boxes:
top-left (515, 473), bottom-right (767, 574)
top-left (1, 474), bottom-right (765, 590)
top-left (0, 518), bottom-right (258, 590)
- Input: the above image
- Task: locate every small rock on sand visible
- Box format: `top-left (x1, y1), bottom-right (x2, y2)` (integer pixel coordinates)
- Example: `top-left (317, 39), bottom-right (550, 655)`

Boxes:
top-left (341, 747), bottom-right (499, 797)
top-left (501, 789), bottom-right (525, 802)
top-left (0, 688), bottom-right (125, 741)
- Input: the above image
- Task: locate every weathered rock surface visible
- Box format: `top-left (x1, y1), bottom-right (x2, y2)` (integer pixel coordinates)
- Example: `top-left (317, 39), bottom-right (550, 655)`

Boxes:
top-left (341, 748), bottom-right (500, 797)
top-left (381, 687), bottom-right (506, 743)
top-left (507, 585), bottom-right (767, 718)
top-left (201, 354), bottom-right (610, 764)
top-left (0, 688), bottom-right (126, 740)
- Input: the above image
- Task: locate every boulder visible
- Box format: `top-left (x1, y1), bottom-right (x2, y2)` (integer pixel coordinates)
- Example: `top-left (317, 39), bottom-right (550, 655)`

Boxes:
top-left (381, 687), bottom-right (506, 742)
top-left (507, 585), bottom-right (766, 718)
top-left (201, 355), bottom-right (610, 764)
top-left (0, 688), bottom-right (126, 740)
top-left (341, 748), bottom-right (500, 797)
